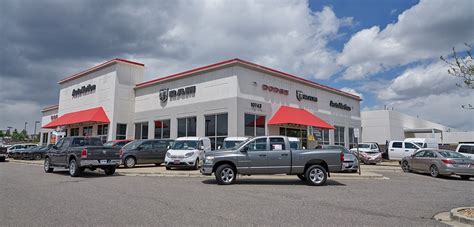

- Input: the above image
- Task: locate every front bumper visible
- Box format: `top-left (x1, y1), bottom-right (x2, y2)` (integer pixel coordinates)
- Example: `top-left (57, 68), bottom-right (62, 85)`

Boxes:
top-left (200, 165), bottom-right (213, 175)
top-left (361, 156), bottom-right (382, 164)
top-left (80, 159), bottom-right (122, 167)
top-left (165, 156), bottom-right (198, 167)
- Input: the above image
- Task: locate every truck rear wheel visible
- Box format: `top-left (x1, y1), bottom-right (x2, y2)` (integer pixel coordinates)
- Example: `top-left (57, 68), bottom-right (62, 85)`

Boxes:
top-left (215, 164), bottom-right (236, 185)
top-left (104, 166), bottom-right (116, 175)
top-left (69, 159), bottom-right (81, 177)
top-left (305, 165), bottom-right (327, 186)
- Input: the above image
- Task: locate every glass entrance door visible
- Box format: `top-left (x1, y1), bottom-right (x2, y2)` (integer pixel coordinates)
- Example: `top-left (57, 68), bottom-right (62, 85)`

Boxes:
top-left (279, 127), bottom-right (307, 149)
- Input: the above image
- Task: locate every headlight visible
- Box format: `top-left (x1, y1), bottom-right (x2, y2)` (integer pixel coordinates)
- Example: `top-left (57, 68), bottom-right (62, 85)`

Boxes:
top-left (205, 156), bottom-right (214, 164)
top-left (166, 152), bottom-right (171, 158)
top-left (185, 152), bottom-right (194, 158)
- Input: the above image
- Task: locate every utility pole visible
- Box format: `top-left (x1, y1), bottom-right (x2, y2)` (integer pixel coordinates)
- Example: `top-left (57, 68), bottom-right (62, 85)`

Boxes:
top-left (34, 121), bottom-right (40, 140)
top-left (24, 122), bottom-right (28, 132)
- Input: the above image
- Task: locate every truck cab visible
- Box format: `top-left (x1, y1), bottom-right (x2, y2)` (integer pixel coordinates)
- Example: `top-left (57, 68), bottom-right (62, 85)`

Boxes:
top-left (388, 140), bottom-right (421, 161)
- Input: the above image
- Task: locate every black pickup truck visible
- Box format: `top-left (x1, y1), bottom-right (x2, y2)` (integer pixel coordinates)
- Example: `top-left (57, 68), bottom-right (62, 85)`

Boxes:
top-left (43, 136), bottom-right (122, 177)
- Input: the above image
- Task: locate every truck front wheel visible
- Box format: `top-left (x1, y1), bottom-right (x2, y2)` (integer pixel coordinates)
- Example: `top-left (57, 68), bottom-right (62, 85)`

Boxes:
top-left (215, 164), bottom-right (236, 185)
top-left (104, 166), bottom-right (116, 175)
top-left (305, 165), bottom-right (327, 186)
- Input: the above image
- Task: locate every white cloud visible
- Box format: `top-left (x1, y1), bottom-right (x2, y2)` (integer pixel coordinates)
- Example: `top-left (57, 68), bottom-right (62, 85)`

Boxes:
top-left (340, 87), bottom-right (364, 100)
top-left (132, 2), bottom-right (352, 80)
top-left (338, 0), bottom-right (474, 80)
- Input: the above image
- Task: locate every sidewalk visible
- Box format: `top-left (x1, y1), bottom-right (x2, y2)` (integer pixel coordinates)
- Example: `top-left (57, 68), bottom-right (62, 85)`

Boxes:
top-left (8, 159), bottom-right (387, 180)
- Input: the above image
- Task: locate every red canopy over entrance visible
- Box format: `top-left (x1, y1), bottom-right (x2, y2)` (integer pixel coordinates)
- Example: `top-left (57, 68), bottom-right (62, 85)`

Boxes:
top-left (268, 106), bottom-right (334, 129)
top-left (43, 107), bottom-right (110, 129)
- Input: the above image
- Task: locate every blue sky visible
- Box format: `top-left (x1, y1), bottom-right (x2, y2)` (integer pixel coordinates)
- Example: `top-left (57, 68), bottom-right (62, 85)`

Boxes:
top-left (0, 0), bottom-right (473, 133)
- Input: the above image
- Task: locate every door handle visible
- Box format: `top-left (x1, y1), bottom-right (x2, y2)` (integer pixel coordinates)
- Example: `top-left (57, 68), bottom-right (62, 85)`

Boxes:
top-left (390, 149), bottom-right (394, 151)
top-left (281, 154), bottom-right (289, 156)
top-left (259, 154), bottom-right (266, 157)
top-left (405, 150), bottom-right (409, 152)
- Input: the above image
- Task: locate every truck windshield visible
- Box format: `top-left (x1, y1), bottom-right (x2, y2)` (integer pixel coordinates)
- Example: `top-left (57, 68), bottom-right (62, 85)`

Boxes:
top-left (357, 144), bottom-right (371, 149)
top-left (71, 138), bottom-right (103, 147)
top-left (224, 141), bottom-right (244, 149)
top-left (171, 140), bottom-right (199, 150)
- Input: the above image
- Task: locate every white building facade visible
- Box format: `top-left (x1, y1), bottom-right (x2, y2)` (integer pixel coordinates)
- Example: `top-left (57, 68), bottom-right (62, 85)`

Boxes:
top-left (41, 58), bottom-right (362, 150)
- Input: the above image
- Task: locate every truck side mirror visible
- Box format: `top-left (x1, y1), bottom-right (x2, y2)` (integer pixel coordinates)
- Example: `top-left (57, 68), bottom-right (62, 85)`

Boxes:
top-left (200, 145), bottom-right (204, 150)
top-left (217, 146), bottom-right (221, 149)
top-left (167, 145), bottom-right (171, 149)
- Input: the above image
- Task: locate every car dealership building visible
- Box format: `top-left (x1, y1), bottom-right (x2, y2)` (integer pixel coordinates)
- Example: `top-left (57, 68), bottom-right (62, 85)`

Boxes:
top-left (40, 58), bottom-right (362, 150)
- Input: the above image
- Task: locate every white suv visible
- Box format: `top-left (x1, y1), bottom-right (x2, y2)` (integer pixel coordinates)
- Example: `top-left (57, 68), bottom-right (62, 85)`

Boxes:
top-left (455, 144), bottom-right (474, 159)
top-left (165, 137), bottom-right (211, 170)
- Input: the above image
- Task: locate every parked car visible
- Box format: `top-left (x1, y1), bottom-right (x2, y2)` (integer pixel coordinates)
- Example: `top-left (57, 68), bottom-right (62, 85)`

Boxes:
top-left (401, 149), bottom-right (473, 180)
top-left (455, 143), bottom-right (474, 159)
top-left (7, 144), bottom-right (37, 159)
top-left (121, 139), bottom-right (174, 168)
top-left (219, 137), bottom-right (249, 149)
top-left (387, 140), bottom-right (421, 161)
top-left (201, 136), bottom-right (343, 186)
top-left (165, 137), bottom-right (211, 170)
top-left (350, 143), bottom-right (382, 164)
top-left (323, 145), bottom-right (358, 172)
top-left (43, 136), bottom-right (122, 177)
top-left (0, 146), bottom-right (7, 162)
top-left (23, 145), bottom-right (52, 160)
top-left (104, 140), bottom-right (133, 148)
top-left (404, 138), bottom-right (439, 149)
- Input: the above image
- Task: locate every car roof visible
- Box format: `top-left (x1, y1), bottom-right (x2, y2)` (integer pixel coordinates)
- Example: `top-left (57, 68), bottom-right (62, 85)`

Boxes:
top-left (224, 137), bottom-right (249, 141)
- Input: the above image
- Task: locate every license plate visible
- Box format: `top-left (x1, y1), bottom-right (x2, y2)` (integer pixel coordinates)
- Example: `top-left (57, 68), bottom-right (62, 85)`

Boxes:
top-left (457, 164), bottom-right (468, 168)
top-left (100, 160), bottom-right (108, 164)
top-left (344, 163), bottom-right (351, 167)
top-left (174, 160), bottom-right (181, 164)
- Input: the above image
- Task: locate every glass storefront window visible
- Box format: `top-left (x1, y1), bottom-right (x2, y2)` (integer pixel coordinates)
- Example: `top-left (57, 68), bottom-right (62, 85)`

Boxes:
top-left (70, 128), bottom-right (79, 136)
top-left (205, 113), bottom-right (228, 150)
top-left (83, 126), bottom-right (93, 136)
top-left (116, 123), bottom-right (127, 140)
top-left (244, 114), bottom-right (266, 137)
top-left (154, 120), bottom-right (171, 139)
top-left (97, 124), bottom-right (108, 143)
top-left (135, 122), bottom-right (148, 139)
top-left (334, 126), bottom-right (345, 147)
top-left (177, 116), bottom-right (197, 137)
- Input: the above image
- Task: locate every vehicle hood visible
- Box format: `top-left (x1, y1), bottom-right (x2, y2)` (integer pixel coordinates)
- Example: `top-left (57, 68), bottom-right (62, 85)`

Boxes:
top-left (167, 149), bottom-right (199, 155)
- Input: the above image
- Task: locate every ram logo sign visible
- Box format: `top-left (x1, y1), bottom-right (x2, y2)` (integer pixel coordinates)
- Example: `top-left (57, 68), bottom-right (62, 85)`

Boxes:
top-left (159, 86), bottom-right (196, 103)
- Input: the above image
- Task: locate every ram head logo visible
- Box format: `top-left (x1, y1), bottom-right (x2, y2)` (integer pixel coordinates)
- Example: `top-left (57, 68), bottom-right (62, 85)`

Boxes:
top-left (159, 88), bottom-right (169, 102)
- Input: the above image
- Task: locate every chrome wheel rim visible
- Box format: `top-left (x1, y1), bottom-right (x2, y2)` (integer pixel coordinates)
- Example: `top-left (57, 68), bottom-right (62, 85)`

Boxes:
top-left (220, 168), bottom-right (234, 183)
top-left (309, 168), bottom-right (324, 184)
top-left (35, 154), bottom-right (41, 160)
top-left (69, 161), bottom-right (76, 175)
top-left (430, 166), bottom-right (438, 176)
top-left (402, 161), bottom-right (409, 172)
top-left (126, 158), bottom-right (135, 167)
top-left (44, 159), bottom-right (50, 171)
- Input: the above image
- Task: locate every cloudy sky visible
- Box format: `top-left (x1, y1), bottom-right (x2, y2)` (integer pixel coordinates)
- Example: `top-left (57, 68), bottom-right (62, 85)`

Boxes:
top-left (1, 0), bottom-right (473, 133)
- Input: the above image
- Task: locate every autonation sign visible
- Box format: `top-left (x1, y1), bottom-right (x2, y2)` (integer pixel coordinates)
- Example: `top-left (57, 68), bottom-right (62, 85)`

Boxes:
top-left (330, 101), bottom-right (352, 111)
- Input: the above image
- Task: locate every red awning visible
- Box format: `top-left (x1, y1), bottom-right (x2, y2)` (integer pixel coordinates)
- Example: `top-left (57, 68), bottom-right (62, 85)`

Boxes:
top-left (43, 107), bottom-right (110, 129)
top-left (268, 106), bottom-right (334, 129)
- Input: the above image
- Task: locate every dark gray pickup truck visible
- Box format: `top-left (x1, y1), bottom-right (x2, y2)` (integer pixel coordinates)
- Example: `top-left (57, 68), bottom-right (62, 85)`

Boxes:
top-left (201, 136), bottom-right (343, 186)
top-left (44, 136), bottom-right (122, 177)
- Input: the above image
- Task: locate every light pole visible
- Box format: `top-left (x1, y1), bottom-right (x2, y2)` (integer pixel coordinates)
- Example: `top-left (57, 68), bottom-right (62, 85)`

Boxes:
top-left (34, 121), bottom-right (40, 140)
top-left (24, 122), bottom-right (28, 132)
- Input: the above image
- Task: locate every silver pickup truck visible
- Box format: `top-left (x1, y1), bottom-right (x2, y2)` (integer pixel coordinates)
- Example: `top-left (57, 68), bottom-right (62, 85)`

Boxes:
top-left (201, 136), bottom-right (343, 186)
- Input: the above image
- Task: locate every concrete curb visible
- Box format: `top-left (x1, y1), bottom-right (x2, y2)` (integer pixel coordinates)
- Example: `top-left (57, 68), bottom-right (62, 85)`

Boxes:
top-left (450, 207), bottom-right (474, 225)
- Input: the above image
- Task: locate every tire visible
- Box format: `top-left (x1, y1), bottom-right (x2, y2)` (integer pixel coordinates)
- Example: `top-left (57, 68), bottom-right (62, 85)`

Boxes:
top-left (0, 156), bottom-right (5, 162)
top-left (34, 153), bottom-right (42, 160)
top-left (297, 174), bottom-right (306, 181)
top-left (166, 166), bottom-right (171, 170)
top-left (43, 157), bottom-right (54, 173)
top-left (104, 167), bottom-right (116, 175)
top-left (401, 161), bottom-right (411, 172)
top-left (193, 158), bottom-right (200, 170)
top-left (124, 156), bottom-right (136, 168)
top-left (351, 169), bottom-right (358, 173)
top-left (215, 164), bottom-right (236, 185)
top-left (460, 175), bottom-right (471, 180)
top-left (68, 159), bottom-right (80, 177)
top-left (429, 165), bottom-right (439, 178)
top-left (305, 165), bottom-right (327, 186)
top-left (154, 163), bottom-right (161, 166)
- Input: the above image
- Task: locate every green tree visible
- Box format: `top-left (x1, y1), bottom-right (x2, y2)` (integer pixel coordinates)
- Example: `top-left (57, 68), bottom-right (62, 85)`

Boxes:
top-left (440, 43), bottom-right (473, 109)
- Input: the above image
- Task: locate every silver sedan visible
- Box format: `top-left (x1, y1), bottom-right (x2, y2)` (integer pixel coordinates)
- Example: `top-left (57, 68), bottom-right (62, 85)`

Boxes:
top-left (401, 149), bottom-right (474, 180)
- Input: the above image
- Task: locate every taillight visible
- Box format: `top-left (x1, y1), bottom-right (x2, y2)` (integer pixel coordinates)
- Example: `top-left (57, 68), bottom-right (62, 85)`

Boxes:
top-left (340, 152), bottom-right (344, 162)
top-left (119, 149), bottom-right (124, 158)
top-left (441, 159), bottom-right (455, 164)
top-left (81, 148), bottom-right (87, 158)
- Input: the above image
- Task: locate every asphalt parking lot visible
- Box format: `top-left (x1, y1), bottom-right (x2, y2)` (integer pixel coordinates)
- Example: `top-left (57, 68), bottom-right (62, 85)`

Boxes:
top-left (0, 161), bottom-right (472, 226)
